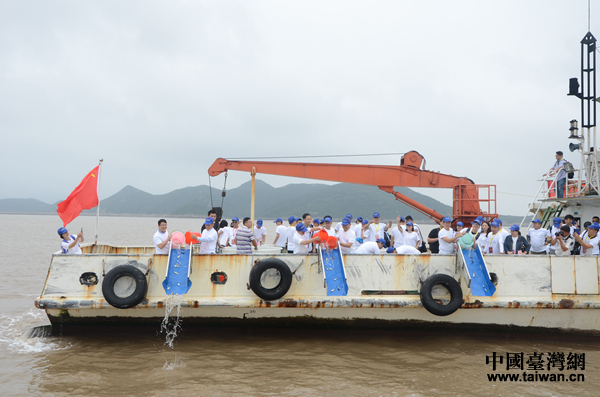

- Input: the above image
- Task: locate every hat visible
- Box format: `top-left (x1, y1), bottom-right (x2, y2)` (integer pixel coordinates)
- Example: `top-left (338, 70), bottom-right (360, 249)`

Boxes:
top-left (532, 218), bottom-right (541, 224)
top-left (232, 217), bottom-right (239, 222)
top-left (376, 238), bottom-right (386, 245)
top-left (295, 217), bottom-right (301, 221)
top-left (57, 227), bottom-right (68, 236)
top-left (495, 218), bottom-right (503, 225)
top-left (472, 219), bottom-right (481, 225)
top-left (406, 221), bottom-right (414, 226)
top-left (373, 212), bottom-right (380, 218)
top-left (204, 217), bottom-right (214, 225)
top-left (362, 219), bottom-right (369, 225)
top-left (457, 221), bottom-right (464, 226)
top-left (342, 217), bottom-right (351, 225)
top-left (491, 220), bottom-right (500, 227)
top-left (256, 219), bottom-right (263, 226)
top-left (288, 216), bottom-right (296, 223)
top-left (553, 217), bottom-right (562, 225)
top-left (589, 222), bottom-right (600, 230)
top-left (296, 223), bottom-right (308, 232)
top-left (357, 217), bottom-right (363, 222)
top-left (274, 218), bottom-right (282, 223)
top-left (386, 247), bottom-right (395, 253)
top-left (356, 237), bottom-right (364, 244)
top-left (346, 214), bottom-right (353, 219)
top-left (475, 216), bottom-right (483, 222)
top-left (323, 216), bottom-right (332, 222)
top-left (509, 224), bottom-right (520, 231)
top-left (313, 218), bottom-right (320, 224)
top-left (399, 217), bottom-right (405, 222)
top-left (442, 217), bottom-right (451, 223)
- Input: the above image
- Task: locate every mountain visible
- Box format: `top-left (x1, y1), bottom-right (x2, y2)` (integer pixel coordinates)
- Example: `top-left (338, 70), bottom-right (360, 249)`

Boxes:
top-left (0, 180), bottom-right (526, 223)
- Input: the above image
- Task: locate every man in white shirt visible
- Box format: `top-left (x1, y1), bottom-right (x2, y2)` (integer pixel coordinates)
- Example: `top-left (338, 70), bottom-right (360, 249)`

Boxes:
top-left (286, 216), bottom-right (299, 253)
top-left (551, 151), bottom-right (567, 198)
top-left (321, 216), bottom-right (336, 236)
top-left (495, 219), bottom-right (510, 248)
top-left (253, 219), bottom-right (267, 245)
top-left (527, 218), bottom-right (551, 255)
top-left (337, 217), bottom-right (356, 254)
top-left (363, 212), bottom-right (388, 242)
top-left (355, 238), bottom-right (386, 254)
top-left (272, 218), bottom-right (288, 248)
top-left (488, 220), bottom-right (507, 254)
top-left (153, 218), bottom-right (171, 254)
top-left (548, 217), bottom-right (562, 255)
top-left (335, 214), bottom-right (353, 234)
top-left (387, 246), bottom-right (421, 255)
top-left (191, 217), bottom-right (219, 254)
top-left (550, 225), bottom-right (575, 256)
top-left (438, 217), bottom-right (464, 254)
top-left (59, 227), bottom-right (84, 254)
top-left (390, 216), bottom-right (406, 249)
top-left (293, 223), bottom-right (321, 254)
top-left (574, 222), bottom-right (600, 256)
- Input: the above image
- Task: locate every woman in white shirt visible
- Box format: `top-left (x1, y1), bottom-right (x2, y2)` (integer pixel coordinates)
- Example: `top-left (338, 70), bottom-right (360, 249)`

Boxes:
top-left (402, 222), bottom-right (421, 249)
top-left (476, 221), bottom-right (491, 253)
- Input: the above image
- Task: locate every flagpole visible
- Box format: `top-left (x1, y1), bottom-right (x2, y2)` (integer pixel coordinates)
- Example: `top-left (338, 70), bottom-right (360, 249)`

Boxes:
top-left (95, 158), bottom-right (103, 244)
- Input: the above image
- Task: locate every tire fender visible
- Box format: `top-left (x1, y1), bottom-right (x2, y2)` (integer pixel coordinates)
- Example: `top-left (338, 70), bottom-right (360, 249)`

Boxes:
top-left (420, 274), bottom-right (463, 316)
top-left (249, 258), bottom-right (293, 301)
top-left (102, 265), bottom-right (148, 309)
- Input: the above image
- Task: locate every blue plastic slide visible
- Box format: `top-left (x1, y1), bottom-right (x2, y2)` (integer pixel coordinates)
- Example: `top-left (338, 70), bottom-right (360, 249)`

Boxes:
top-left (460, 247), bottom-right (496, 297)
top-left (319, 245), bottom-right (349, 296)
top-left (162, 247), bottom-right (192, 295)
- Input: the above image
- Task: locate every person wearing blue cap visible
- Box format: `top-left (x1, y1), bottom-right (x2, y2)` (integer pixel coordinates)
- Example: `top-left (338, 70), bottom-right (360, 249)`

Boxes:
top-left (58, 226), bottom-right (84, 254)
top-left (363, 212), bottom-right (389, 243)
top-left (548, 217), bottom-right (563, 255)
top-left (494, 218), bottom-right (510, 248)
top-left (229, 217), bottom-right (240, 247)
top-left (321, 215), bottom-right (335, 237)
top-left (286, 216), bottom-right (299, 253)
top-left (355, 238), bottom-right (387, 254)
top-left (527, 218), bottom-right (551, 255)
top-left (405, 216), bottom-right (426, 252)
top-left (253, 219), bottom-right (267, 246)
top-left (488, 220), bottom-right (506, 254)
top-left (190, 217), bottom-right (219, 254)
top-left (439, 216), bottom-right (465, 254)
top-left (293, 223), bottom-right (322, 255)
top-left (335, 214), bottom-right (353, 234)
top-left (574, 222), bottom-right (600, 256)
top-left (402, 221), bottom-right (421, 250)
top-left (272, 218), bottom-right (288, 249)
top-left (153, 219), bottom-right (171, 255)
top-left (504, 225), bottom-right (530, 255)
top-left (337, 217), bottom-right (356, 254)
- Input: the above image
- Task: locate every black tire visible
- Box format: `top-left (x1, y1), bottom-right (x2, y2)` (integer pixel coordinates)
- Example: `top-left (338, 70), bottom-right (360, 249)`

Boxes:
top-left (102, 265), bottom-right (148, 309)
top-left (420, 274), bottom-right (463, 316)
top-left (249, 258), bottom-right (293, 301)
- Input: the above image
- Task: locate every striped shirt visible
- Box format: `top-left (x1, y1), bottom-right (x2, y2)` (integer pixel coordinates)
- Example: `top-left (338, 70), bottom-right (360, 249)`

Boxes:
top-left (235, 226), bottom-right (255, 254)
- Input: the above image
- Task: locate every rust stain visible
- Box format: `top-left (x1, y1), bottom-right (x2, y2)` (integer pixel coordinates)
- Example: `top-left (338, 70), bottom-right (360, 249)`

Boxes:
top-left (513, 301), bottom-right (521, 308)
top-left (559, 299), bottom-right (574, 309)
top-left (157, 301), bottom-right (164, 309)
top-left (277, 299), bottom-right (298, 308)
top-left (193, 300), bottom-right (199, 308)
top-left (536, 302), bottom-right (543, 308)
top-left (462, 300), bottom-right (483, 308)
top-left (315, 302), bottom-right (321, 308)
top-left (370, 303), bottom-right (374, 308)
top-left (529, 317), bottom-right (535, 326)
top-left (265, 301), bottom-right (271, 307)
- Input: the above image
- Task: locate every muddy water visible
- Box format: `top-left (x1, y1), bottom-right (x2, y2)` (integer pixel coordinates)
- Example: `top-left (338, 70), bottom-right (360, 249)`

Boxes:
top-left (1, 214), bottom-right (599, 396)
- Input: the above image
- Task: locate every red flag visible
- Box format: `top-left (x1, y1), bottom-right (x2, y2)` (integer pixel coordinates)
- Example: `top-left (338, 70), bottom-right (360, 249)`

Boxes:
top-left (57, 165), bottom-right (100, 226)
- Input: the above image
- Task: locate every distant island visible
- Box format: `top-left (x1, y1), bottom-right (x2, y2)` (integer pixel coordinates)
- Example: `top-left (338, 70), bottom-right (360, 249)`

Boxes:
top-left (0, 179), bottom-right (525, 224)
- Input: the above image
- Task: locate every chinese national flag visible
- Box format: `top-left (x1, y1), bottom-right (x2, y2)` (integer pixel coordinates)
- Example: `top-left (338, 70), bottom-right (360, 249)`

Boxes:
top-left (57, 165), bottom-right (100, 226)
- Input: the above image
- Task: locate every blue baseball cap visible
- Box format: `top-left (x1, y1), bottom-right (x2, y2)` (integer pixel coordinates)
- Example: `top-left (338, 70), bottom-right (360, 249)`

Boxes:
top-left (205, 217), bottom-right (214, 225)
top-left (256, 219), bottom-right (263, 226)
top-left (532, 218), bottom-right (541, 224)
top-left (553, 217), bottom-right (562, 225)
top-left (491, 220), bottom-right (500, 227)
top-left (406, 221), bottom-right (414, 226)
top-left (232, 217), bottom-right (239, 222)
top-left (399, 217), bottom-right (405, 222)
top-left (472, 219), bottom-right (481, 225)
top-left (57, 227), bottom-right (68, 236)
top-left (288, 216), bottom-right (296, 223)
top-left (457, 221), bottom-right (464, 226)
top-left (386, 247), bottom-right (395, 253)
top-left (495, 218), bottom-right (503, 225)
top-left (509, 224), bottom-right (520, 231)
top-left (313, 218), bottom-right (320, 224)
top-left (376, 238), bottom-right (386, 245)
top-left (589, 222), bottom-right (600, 230)
top-left (475, 216), bottom-right (484, 222)
top-left (346, 214), bottom-right (353, 219)
top-left (296, 223), bottom-right (308, 232)
top-left (373, 212), bottom-right (380, 218)
top-left (442, 217), bottom-right (452, 223)
top-left (357, 217), bottom-right (363, 222)
top-left (323, 216), bottom-right (332, 222)
top-left (274, 218), bottom-right (282, 223)
top-left (342, 217), bottom-right (351, 225)
top-left (362, 219), bottom-right (369, 225)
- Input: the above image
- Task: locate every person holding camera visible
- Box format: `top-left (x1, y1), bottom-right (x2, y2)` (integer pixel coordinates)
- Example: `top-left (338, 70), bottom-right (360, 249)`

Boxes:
top-left (573, 222), bottom-right (600, 256)
top-left (550, 225), bottom-right (575, 256)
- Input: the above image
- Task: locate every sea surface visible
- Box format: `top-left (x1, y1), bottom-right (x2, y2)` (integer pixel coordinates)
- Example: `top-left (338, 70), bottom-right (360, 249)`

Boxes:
top-left (0, 213), bottom-right (599, 397)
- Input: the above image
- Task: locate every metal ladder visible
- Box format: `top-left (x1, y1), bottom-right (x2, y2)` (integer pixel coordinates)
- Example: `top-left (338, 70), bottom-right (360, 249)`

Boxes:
top-left (519, 173), bottom-right (561, 229)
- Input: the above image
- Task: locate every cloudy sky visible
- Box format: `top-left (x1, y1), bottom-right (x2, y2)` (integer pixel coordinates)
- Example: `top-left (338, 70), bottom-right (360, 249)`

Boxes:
top-left (1, 1), bottom-right (595, 215)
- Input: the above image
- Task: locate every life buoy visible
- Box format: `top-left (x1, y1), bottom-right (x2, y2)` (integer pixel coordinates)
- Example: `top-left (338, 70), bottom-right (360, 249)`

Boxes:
top-left (420, 274), bottom-right (463, 316)
top-left (102, 265), bottom-right (148, 309)
top-left (249, 258), bottom-right (293, 301)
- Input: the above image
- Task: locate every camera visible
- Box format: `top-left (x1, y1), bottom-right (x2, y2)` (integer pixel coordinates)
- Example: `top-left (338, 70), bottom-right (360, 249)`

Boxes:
top-left (555, 231), bottom-right (565, 237)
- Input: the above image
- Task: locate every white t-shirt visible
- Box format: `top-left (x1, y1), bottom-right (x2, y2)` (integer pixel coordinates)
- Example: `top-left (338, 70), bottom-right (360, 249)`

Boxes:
top-left (352, 224), bottom-right (363, 247)
top-left (396, 246), bottom-right (421, 255)
top-left (477, 233), bottom-right (490, 252)
top-left (549, 226), bottom-right (561, 250)
top-left (274, 225), bottom-right (288, 247)
top-left (153, 230), bottom-right (170, 254)
top-left (61, 235), bottom-right (82, 254)
top-left (229, 227), bottom-right (239, 247)
top-left (196, 228), bottom-right (218, 254)
top-left (218, 226), bottom-right (232, 246)
top-left (499, 228), bottom-right (509, 247)
top-left (253, 226), bottom-right (267, 243)
top-left (488, 231), bottom-right (505, 254)
top-left (367, 223), bottom-right (387, 242)
top-left (555, 235), bottom-right (575, 256)
top-left (293, 232), bottom-right (309, 254)
top-left (581, 233), bottom-right (600, 256)
top-left (337, 228), bottom-right (356, 254)
top-left (438, 228), bottom-right (455, 254)
top-left (323, 227), bottom-right (336, 237)
top-left (402, 231), bottom-right (420, 248)
top-left (390, 226), bottom-right (404, 248)
top-left (287, 226), bottom-right (297, 251)
top-left (334, 222), bottom-right (343, 234)
top-left (528, 228), bottom-right (550, 253)
top-left (355, 241), bottom-right (381, 254)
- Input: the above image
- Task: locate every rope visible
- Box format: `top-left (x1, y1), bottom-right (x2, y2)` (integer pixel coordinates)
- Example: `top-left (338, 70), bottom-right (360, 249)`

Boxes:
top-left (221, 172), bottom-right (228, 208)
top-left (208, 175), bottom-right (214, 208)
top-left (227, 152), bottom-right (406, 160)
top-left (497, 191), bottom-right (536, 198)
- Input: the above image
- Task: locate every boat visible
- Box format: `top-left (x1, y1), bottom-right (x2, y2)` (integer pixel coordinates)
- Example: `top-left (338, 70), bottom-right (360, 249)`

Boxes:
top-left (34, 32), bottom-right (600, 335)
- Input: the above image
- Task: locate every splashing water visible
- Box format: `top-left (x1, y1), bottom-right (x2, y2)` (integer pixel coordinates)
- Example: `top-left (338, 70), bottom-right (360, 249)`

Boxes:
top-left (160, 293), bottom-right (183, 348)
top-left (0, 310), bottom-right (71, 354)
top-left (162, 355), bottom-right (186, 370)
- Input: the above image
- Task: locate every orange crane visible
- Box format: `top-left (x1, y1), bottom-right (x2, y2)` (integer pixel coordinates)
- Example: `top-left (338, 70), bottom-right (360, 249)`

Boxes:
top-left (208, 151), bottom-right (497, 224)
